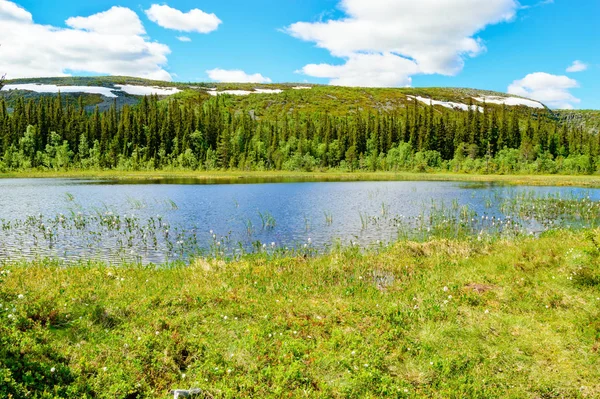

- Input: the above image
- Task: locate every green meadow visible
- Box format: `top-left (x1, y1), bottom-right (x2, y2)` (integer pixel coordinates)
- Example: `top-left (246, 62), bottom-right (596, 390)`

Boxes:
top-left (2, 229), bottom-right (600, 398)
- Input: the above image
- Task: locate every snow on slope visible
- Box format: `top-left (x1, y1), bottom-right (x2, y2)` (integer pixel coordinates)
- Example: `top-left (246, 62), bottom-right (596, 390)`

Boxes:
top-left (207, 88), bottom-right (283, 96)
top-left (408, 95), bottom-right (483, 113)
top-left (114, 85), bottom-right (181, 96)
top-left (1, 83), bottom-right (118, 98)
top-left (473, 96), bottom-right (544, 109)
top-left (1, 83), bottom-right (182, 97)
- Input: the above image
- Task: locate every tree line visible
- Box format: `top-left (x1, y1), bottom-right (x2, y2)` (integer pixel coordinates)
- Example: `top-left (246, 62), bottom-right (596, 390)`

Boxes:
top-left (0, 92), bottom-right (598, 174)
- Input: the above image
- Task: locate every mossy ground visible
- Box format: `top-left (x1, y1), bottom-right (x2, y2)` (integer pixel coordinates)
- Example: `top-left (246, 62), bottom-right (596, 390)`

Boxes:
top-left (1, 229), bottom-right (600, 398)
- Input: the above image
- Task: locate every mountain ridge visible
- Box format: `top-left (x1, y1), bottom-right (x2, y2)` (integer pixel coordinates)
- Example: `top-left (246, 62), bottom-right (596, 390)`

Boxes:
top-left (1, 76), bottom-right (598, 134)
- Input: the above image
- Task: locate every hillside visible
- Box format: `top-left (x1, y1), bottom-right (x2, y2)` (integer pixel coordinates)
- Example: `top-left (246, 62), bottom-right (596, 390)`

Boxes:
top-left (3, 76), bottom-right (599, 132)
top-left (1, 76), bottom-right (599, 175)
top-left (0, 75), bottom-right (545, 111)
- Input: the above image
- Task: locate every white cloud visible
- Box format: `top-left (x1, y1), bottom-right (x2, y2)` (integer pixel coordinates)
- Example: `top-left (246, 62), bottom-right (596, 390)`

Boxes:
top-left (566, 60), bottom-right (588, 73)
top-left (206, 68), bottom-right (272, 83)
top-left (177, 36), bottom-right (192, 42)
top-left (508, 72), bottom-right (580, 109)
top-left (287, 0), bottom-right (519, 87)
top-left (299, 53), bottom-right (419, 87)
top-left (145, 4), bottom-right (221, 34)
top-left (0, 0), bottom-right (30, 22)
top-left (0, 1), bottom-right (172, 80)
top-left (66, 6), bottom-right (144, 35)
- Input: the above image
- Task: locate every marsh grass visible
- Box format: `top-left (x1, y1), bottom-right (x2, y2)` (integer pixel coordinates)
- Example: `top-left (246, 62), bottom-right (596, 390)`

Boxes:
top-left (4, 192), bottom-right (600, 264)
top-left (1, 230), bottom-right (600, 398)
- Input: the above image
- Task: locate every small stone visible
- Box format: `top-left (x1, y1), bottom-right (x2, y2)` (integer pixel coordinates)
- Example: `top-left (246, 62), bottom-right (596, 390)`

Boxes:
top-left (170, 388), bottom-right (204, 398)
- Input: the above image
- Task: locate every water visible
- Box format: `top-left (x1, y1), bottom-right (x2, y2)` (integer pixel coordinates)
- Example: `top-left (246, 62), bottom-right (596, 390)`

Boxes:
top-left (1, 178), bottom-right (599, 264)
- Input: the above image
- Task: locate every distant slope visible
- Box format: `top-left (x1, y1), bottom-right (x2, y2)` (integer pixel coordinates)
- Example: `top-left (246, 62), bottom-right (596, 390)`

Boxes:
top-left (1, 76), bottom-right (598, 131)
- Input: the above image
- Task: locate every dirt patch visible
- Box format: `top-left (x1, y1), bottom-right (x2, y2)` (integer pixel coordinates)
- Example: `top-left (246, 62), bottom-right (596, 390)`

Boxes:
top-left (465, 283), bottom-right (495, 294)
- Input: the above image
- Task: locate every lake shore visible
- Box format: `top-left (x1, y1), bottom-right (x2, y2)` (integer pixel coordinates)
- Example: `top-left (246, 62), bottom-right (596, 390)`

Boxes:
top-left (3, 169), bottom-right (600, 188)
top-left (2, 229), bottom-right (599, 398)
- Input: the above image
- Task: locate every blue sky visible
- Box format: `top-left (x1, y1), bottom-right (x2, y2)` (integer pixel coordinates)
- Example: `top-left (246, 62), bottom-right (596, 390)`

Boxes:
top-left (0, 0), bottom-right (598, 109)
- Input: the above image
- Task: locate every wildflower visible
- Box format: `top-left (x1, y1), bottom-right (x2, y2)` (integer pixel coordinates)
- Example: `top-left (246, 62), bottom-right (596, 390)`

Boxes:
top-left (307, 237), bottom-right (312, 243)
top-left (181, 373), bottom-right (186, 379)
top-left (262, 243), bottom-right (266, 249)
top-left (484, 309), bottom-right (490, 314)
top-left (443, 286), bottom-right (449, 292)
top-left (102, 367), bottom-right (107, 372)
top-left (51, 367), bottom-right (56, 373)
top-left (448, 295), bottom-right (452, 299)
top-left (223, 316), bottom-right (228, 320)
top-left (271, 242), bottom-right (276, 247)
top-left (155, 331), bottom-right (160, 335)
top-left (17, 294), bottom-right (24, 299)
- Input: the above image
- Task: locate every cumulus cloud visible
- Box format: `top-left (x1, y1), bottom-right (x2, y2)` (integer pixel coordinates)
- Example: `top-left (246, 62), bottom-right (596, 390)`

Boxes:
top-left (0, 0), bottom-right (30, 22)
top-left (299, 53), bottom-right (419, 87)
top-left (0, 1), bottom-right (171, 80)
top-left (287, 0), bottom-right (519, 87)
top-left (177, 36), bottom-right (192, 42)
top-left (145, 4), bottom-right (221, 34)
top-left (566, 60), bottom-right (588, 73)
top-left (508, 72), bottom-right (580, 109)
top-left (206, 68), bottom-right (272, 83)
top-left (66, 6), bottom-right (144, 35)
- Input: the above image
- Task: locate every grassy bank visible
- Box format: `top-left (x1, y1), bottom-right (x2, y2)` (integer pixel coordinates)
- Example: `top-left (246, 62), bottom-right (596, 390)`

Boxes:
top-left (2, 230), bottom-right (600, 398)
top-left (3, 169), bottom-right (600, 188)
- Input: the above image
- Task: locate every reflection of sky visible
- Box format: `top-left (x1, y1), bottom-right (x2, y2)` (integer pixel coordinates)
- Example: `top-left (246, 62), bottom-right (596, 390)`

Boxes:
top-left (1, 179), bottom-right (599, 262)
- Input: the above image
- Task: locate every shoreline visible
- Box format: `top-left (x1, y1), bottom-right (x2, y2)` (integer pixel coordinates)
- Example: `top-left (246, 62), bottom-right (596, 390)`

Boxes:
top-left (3, 170), bottom-right (600, 188)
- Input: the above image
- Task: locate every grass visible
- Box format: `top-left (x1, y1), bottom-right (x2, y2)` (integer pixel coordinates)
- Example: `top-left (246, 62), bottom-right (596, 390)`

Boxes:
top-left (4, 169), bottom-right (600, 188)
top-left (2, 229), bottom-right (600, 398)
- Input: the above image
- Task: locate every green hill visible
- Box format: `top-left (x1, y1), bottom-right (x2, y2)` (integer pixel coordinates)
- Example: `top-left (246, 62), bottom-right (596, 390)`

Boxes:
top-left (3, 75), bottom-right (599, 130)
top-left (0, 76), bottom-right (599, 175)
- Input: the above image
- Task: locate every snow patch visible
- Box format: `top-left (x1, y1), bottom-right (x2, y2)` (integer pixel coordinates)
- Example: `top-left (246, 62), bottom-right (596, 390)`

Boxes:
top-left (1, 83), bottom-right (118, 98)
top-left (407, 95), bottom-right (483, 112)
top-left (292, 86), bottom-right (312, 90)
top-left (114, 85), bottom-right (181, 96)
top-left (473, 96), bottom-right (544, 109)
top-left (207, 88), bottom-right (283, 96)
top-left (255, 89), bottom-right (283, 94)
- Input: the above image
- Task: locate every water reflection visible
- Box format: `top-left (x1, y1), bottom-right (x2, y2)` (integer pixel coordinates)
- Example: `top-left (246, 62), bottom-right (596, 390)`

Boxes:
top-left (0, 179), bottom-right (599, 263)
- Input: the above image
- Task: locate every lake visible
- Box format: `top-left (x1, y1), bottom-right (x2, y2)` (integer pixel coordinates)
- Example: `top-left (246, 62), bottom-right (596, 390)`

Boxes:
top-left (1, 178), bottom-right (599, 264)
